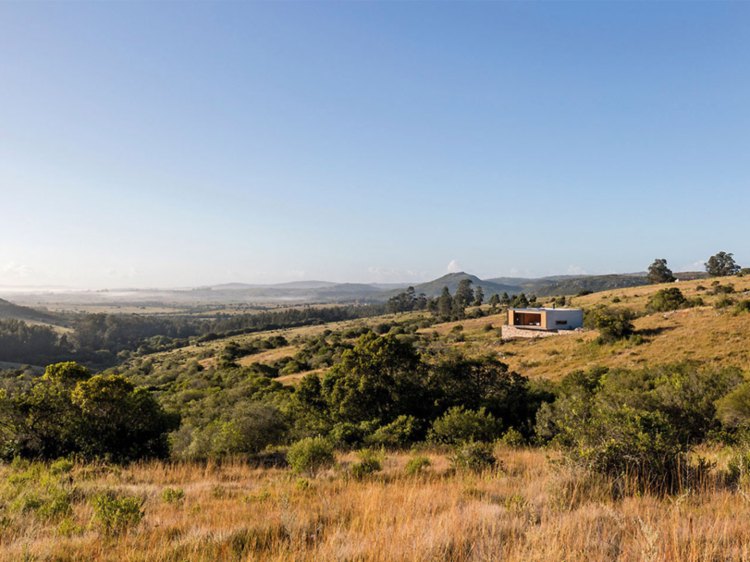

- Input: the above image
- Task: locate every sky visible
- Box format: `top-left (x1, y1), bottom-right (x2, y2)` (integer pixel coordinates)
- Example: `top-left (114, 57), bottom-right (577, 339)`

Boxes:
top-left (1, 2), bottom-right (748, 288)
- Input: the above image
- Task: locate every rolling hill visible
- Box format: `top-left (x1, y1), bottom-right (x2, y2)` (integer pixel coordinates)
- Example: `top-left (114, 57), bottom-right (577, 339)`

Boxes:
top-left (0, 298), bottom-right (60, 325)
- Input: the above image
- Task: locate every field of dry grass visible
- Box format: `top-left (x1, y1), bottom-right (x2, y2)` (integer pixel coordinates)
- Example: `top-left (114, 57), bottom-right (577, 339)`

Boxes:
top-left (4, 446), bottom-right (750, 561)
top-left (419, 275), bottom-right (750, 380)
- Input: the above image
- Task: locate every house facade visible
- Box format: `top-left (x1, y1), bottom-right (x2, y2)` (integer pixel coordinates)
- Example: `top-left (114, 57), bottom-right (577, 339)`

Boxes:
top-left (507, 307), bottom-right (583, 331)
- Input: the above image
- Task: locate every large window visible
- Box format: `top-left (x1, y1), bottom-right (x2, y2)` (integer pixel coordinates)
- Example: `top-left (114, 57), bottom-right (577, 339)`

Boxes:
top-left (514, 312), bottom-right (542, 327)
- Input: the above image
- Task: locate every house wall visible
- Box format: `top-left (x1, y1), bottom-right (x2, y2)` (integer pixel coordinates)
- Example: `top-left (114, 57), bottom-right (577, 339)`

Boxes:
top-left (542, 309), bottom-right (583, 330)
top-left (508, 308), bottom-right (583, 330)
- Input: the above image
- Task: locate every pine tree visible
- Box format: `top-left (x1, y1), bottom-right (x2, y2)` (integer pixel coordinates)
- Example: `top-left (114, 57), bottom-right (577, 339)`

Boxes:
top-left (437, 287), bottom-right (453, 320)
top-left (473, 286), bottom-right (484, 306)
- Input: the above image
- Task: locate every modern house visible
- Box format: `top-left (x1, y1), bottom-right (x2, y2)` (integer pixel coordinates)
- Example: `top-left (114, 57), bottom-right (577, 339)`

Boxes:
top-left (507, 307), bottom-right (583, 331)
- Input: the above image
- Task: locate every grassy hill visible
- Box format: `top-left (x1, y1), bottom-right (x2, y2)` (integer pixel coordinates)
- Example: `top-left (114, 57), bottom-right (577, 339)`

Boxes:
top-left (420, 275), bottom-right (750, 380)
top-left (0, 298), bottom-right (61, 326)
top-left (124, 274), bottom-right (750, 390)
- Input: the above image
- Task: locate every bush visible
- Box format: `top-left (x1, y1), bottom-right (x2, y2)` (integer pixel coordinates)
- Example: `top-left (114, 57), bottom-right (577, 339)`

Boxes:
top-left (585, 306), bottom-right (635, 343)
top-left (734, 300), bottom-right (750, 314)
top-left (349, 448), bottom-right (383, 480)
top-left (404, 455), bottom-right (431, 476)
top-left (539, 364), bottom-right (741, 494)
top-left (286, 437), bottom-right (335, 476)
top-left (428, 406), bottom-right (502, 445)
top-left (161, 487), bottom-right (185, 504)
top-left (449, 441), bottom-right (497, 473)
top-left (500, 428), bottom-right (526, 448)
top-left (726, 449), bottom-right (750, 489)
top-left (647, 288), bottom-right (689, 312)
top-left (715, 296), bottom-right (736, 309)
top-left (90, 492), bottom-right (144, 535)
top-left (367, 415), bottom-right (420, 449)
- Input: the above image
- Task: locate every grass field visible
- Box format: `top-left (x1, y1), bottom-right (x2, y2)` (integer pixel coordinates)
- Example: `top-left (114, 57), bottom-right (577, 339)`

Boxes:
top-left (3, 446), bottom-right (750, 561)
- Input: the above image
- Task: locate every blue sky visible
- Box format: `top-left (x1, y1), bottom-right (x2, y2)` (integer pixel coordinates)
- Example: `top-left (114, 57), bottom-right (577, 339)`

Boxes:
top-left (1, 2), bottom-right (748, 288)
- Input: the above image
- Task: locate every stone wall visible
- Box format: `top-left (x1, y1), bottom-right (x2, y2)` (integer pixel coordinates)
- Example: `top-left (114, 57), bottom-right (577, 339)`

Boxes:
top-left (501, 325), bottom-right (583, 341)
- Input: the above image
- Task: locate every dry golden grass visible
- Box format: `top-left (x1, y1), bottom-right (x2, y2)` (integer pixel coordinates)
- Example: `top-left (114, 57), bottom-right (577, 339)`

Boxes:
top-left (236, 346), bottom-right (299, 367)
top-left (4, 447), bottom-right (750, 561)
top-left (420, 276), bottom-right (750, 380)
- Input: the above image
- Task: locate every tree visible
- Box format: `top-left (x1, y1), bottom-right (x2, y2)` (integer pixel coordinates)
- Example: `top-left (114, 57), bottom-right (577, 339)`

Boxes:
top-left (437, 287), bottom-right (453, 320)
top-left (454, 279), bottom-right (474, 309)
top-left (386, 287), bottom-right (416, 314)
top-left (426, 354), bottom-right (536, 434)
top-left (500, 292), bottom-right (511, 306)
top-left (473, 286), bottom-right (484, 307)
top-left (488, 294), bottom-right (500, 311)
top-left (321, 333), bottom-right (427, 425)
top-left (71, 374), bottom-right (178, 461)
top-left (647, 258), bottom-right (675, 284)
top-left (10, 362), bottom-right (177, 461)
top-left (706, 252), bottom-right (741, 277)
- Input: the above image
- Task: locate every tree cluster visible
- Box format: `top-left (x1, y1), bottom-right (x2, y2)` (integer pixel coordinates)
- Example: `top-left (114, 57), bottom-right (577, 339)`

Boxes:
top-left (0, 362), bottom-right (177, 461)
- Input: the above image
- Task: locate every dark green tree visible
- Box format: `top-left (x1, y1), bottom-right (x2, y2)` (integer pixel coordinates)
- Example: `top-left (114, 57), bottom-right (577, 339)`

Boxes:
top-left (454, 279), bottom-right (474, 308)
top-left (488, 294), bottom-right (500, 312)
top-left (473, 286), bottom-right (484, 306)
top-left (321, 333), bottom-right (427, 425)
top-left (705, 252), bottom-right (741, 277)
top-left (437, 287), bottom-right (453, 320)
top-left (647, 258), bottom-right (676, 284)
top-left (9, 362), bottom-right (177, 461)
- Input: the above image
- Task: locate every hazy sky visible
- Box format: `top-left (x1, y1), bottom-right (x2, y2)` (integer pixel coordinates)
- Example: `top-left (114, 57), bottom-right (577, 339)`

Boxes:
top-left (1, 2), bottom-right (748, 288)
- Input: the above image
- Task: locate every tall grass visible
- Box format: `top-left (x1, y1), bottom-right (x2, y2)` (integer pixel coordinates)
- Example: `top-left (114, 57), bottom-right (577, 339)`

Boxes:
top-left (2, 446), bottom-right (750, 561)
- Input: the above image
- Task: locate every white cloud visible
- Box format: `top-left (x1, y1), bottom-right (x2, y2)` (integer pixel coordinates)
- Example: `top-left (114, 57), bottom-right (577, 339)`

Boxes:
top-left (446, 259), bottom-right (461, 273)
top-left (1, 261), bottom-right (33, 279)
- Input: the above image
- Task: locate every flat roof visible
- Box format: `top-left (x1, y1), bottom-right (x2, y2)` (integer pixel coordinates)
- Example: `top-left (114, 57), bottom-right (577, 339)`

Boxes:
top-left (509, 307), bottom-right (582, 312)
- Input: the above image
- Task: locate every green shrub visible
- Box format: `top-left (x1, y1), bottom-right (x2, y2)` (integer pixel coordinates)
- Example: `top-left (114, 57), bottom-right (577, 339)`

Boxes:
top-left (349, 448), bottom-right (383, 480)
top-left (161, 487), bottom-right (185, 504)
top-left (734, 300), bottom-right (750, 314)
top-left (5, 463), bottom-right (75, 522)
top-left (404, 455), bottom-right (431, 476)
top-left (585, 306), bottom-right (635, 343)
top-left (49, 458), bottom-right (74, 475)
top-left (90, 492), bottom-right (144, 535)
top-left (449, 441), bottom-right (497, 473)
top-left (715, 296), bottom-right (736, 309)
top-left (539, 364), bottom-right (741, 493)
top-left (286, 437), bottom-right (335, 476)
top-left (726, 449), bottom-right (750, 488)
top-left (500, 428), bottom-right (526, 448)
top-left (428, 406), bottom-right (502, 445)
top-left (647, 288), bottom-right (688, 312)
top-left (367, 415), bottom-right (419, 448)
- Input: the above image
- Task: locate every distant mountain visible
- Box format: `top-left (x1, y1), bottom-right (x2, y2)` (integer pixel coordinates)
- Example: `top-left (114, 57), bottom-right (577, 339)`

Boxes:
top-left (406, 272), bottom-right (522, 298)
top-left (488, 274), bottom-right (651, 297)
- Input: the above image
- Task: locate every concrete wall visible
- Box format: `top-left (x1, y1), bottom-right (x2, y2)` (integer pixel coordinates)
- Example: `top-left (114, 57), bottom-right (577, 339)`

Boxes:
top-left (542, 309), bottom-right (583, 330)
top-left (508, 308), bottom-right (583, 330)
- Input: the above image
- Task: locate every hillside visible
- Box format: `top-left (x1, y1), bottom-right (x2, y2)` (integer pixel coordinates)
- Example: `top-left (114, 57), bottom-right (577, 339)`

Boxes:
top-left (422, 275), bottom-right (750, 380)
top-left (124, 274), bottom-right (750, 390)
top-left (408, 272), bottom-right (521, 297)
top-left (0, 298), bottom-right (60, 325)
